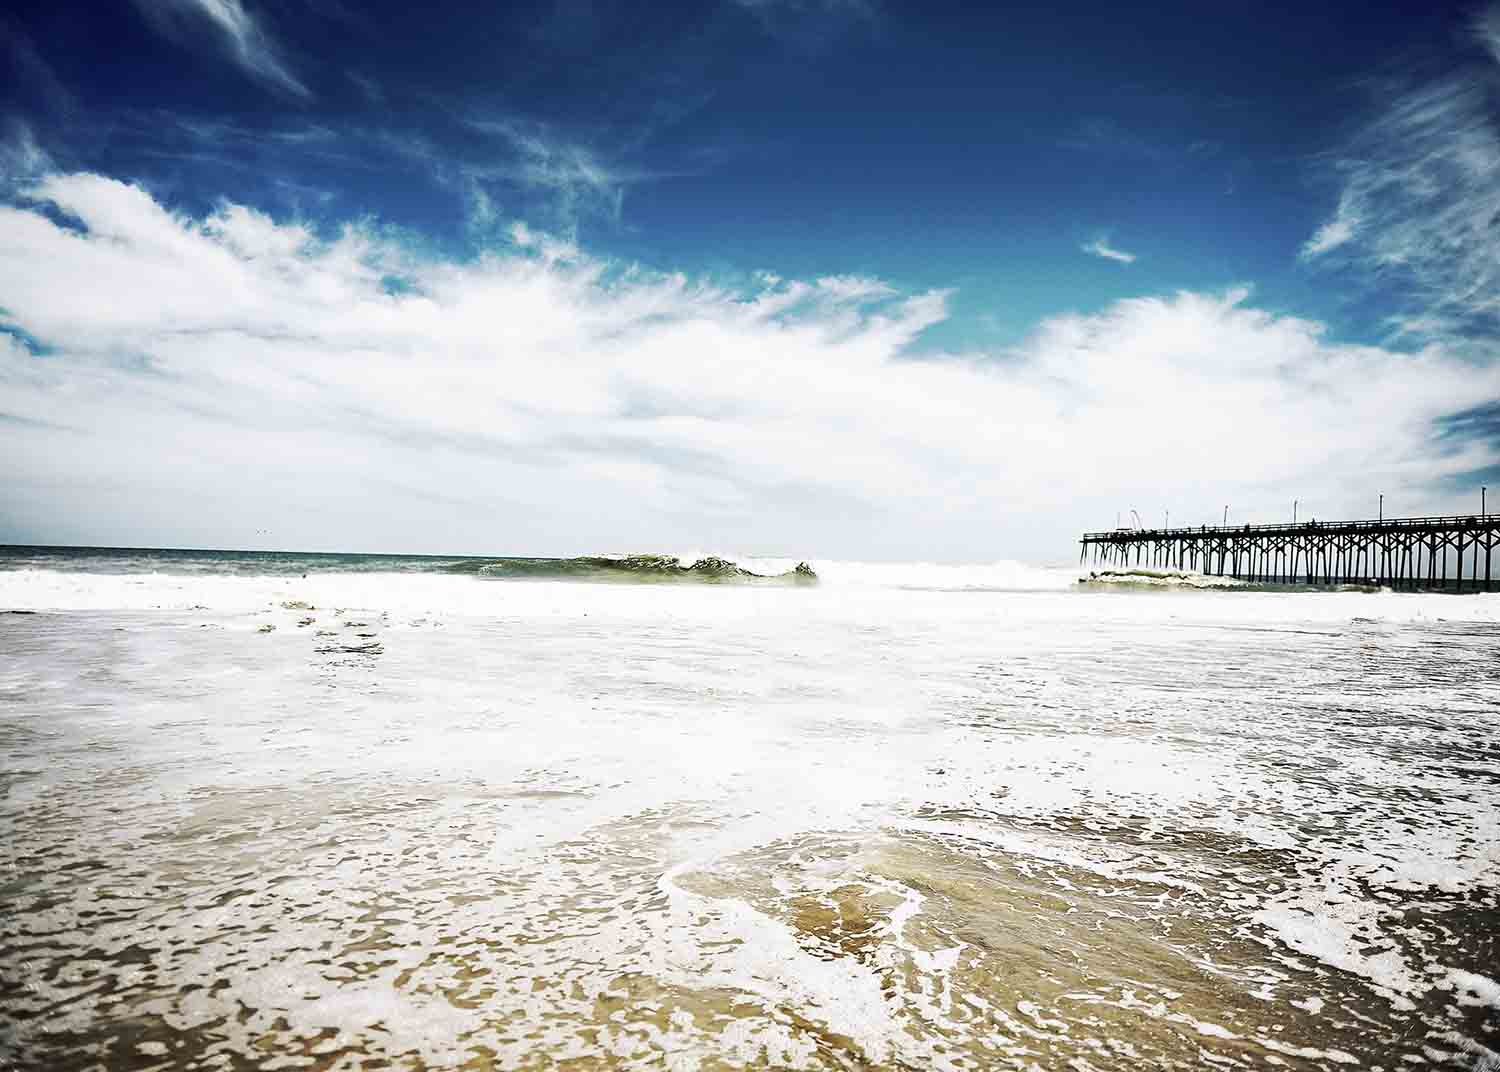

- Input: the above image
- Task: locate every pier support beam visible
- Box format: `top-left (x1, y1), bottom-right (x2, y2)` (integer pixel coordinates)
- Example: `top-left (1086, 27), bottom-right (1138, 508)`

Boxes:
top-left (1079, 514), bottom-right (1490, 593)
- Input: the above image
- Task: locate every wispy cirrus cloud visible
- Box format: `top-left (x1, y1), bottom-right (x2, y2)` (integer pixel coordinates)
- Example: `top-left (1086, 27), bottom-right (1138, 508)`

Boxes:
top-left (1059, 118), bottom-right (1166, 161)
top-left (1082, 237), bottom-right (1136, 264)
top-left (85, 107), bottom-right (663, 235)
top-left (1301, 4), bottom-right (1500, 342)
top-left (1480, 4), bottom-right (1500, 63)
top-left (133, 0), bottom-right (309, 98)
top-left (450, 115), bottom-right (721, 233)
top-left (1, 19), bottom-right (75, 118)
top-left (1, 170), bottom-right (1495, 556)
top-left (464, 119), bottom-right (631, 229)
top-left (1299, 204), bottom-right (1359, 258)
top-left (346, 70), bottom-right (383, 105)
top-left (731, 0), bottom-right (878, 20)
top-left (0, 118), bottom-right (52, 182)
top-left (730, 0), bottom-right (879, 52)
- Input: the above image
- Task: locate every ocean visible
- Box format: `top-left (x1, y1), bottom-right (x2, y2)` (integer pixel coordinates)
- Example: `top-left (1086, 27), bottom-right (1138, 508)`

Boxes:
top-left (1, 546), bottom-right (1496, 1070)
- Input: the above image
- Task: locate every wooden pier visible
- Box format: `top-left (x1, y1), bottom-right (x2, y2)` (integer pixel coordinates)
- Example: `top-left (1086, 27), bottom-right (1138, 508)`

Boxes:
top-left (1081, 514), bottom-right (1500, 591)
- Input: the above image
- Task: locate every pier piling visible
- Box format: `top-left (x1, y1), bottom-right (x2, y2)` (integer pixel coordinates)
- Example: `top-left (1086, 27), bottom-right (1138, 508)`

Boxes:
top-left (1081, 514), bottom-right (1500, 590)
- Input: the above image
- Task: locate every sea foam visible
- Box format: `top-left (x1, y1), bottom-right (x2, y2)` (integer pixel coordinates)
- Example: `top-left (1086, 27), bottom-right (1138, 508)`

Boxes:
top-left (1, 557), bottom-right (1496, 1068)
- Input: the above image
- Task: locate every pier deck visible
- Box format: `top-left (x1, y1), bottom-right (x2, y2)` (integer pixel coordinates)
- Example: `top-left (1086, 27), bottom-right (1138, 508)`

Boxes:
top-left (1081, 514), bottom-right (1500, 590)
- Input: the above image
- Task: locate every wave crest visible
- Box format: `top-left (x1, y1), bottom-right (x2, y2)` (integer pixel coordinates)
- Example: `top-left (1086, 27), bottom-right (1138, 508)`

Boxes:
top-left (1080, 568), bottom-right (1248, 589)
top-left (469, 554), bottom-right (818, 584)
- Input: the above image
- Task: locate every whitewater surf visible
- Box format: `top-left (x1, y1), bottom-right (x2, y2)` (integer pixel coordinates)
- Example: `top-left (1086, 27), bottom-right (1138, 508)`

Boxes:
top-left (1, 548), bottom-right (1496, 1069)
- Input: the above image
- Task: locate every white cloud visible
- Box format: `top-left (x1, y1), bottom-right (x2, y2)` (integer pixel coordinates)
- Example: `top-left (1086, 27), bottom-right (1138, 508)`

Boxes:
top-left (134, 0), bottom-right (309, 98)
top-left (1, 172), bottom-right (1496, 558)
top-left (1082, 237), bottom-right (1136, 264)
top-left (1300, 13), bottom-right (1500, 338)
top-left (1299, 201), bottom-right (1359, 258)
top-left (814, 275), bottom-right (895, 302)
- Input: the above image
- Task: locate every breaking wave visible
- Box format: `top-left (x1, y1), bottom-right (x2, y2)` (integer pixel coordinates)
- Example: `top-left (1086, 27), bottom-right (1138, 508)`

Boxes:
top-left (0, 546), bottom-right (1079, 593)
top-left (463, 554), bottom-right (819, 584)
top-left (1078, 567), bottom-right (1391, 592)
top-left (1079, 567), bottom-right (1249, 590)
top-left (456, 555), bottom-right (1077, 591)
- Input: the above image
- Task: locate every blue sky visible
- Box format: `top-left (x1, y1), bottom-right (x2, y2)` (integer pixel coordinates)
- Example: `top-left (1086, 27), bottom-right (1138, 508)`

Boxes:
top-left (5, 0), bottom-right (1471, 342)
top-left (1, 0), bottom-right (1498, 558)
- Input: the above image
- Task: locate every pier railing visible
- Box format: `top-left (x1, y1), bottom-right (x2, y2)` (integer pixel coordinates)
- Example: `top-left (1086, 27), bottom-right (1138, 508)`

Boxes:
top-left (1081, 514), bottom-right (1500, 590)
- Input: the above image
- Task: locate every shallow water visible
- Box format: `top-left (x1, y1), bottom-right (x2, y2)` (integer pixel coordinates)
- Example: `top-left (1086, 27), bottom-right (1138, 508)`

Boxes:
top-left (1, 564), bottom-right (1497, 1070)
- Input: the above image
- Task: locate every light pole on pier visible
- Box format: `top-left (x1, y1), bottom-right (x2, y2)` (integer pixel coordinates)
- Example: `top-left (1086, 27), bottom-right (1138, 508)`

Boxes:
top-left (1293, 499), bottom-right (1298, 524)
top-left (1223, 505), bottom-right (1228, 526)
top-left (1484, 486), bottom-right (1488, 516)
top-left (1379, 493), bottom-right (1383, 521)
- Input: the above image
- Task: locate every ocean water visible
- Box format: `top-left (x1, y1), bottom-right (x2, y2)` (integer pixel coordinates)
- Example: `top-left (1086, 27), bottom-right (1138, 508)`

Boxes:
top-left (1, 547), bottom-right (1497, 1070)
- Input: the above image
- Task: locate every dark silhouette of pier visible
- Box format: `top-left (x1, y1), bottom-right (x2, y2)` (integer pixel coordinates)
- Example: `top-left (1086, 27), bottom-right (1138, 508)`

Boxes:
top-left (1081, 514), bottom-right (1500, 591)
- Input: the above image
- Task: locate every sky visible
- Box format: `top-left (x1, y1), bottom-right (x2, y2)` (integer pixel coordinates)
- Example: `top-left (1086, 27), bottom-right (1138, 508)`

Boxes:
top-left (1, 0), bottom-right (1499, 560)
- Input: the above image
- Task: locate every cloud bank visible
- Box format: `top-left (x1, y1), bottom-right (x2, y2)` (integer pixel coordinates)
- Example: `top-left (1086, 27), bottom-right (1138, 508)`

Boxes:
top-left (0, 172), bottom-right (1495, 559)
